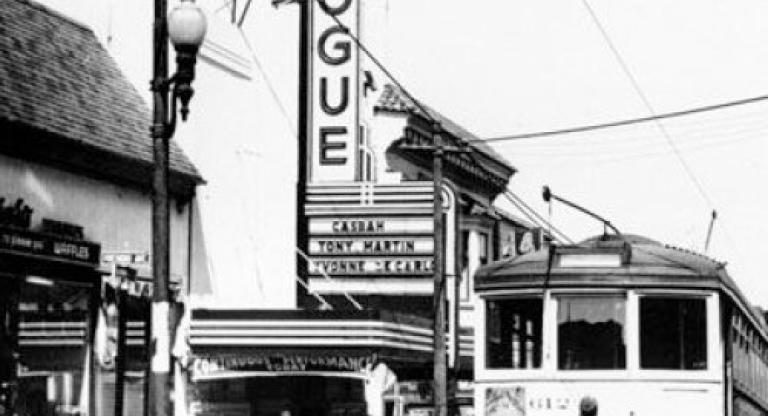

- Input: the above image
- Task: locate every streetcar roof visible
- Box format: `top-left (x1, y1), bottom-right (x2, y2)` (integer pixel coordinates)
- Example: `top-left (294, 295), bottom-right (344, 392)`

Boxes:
top-left (475, 233), bottom-right (768, 338)
top-left (476, 233), bottom-right (731, 291)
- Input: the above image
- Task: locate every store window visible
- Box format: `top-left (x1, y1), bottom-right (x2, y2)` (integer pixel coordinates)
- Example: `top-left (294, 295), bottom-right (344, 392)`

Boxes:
top-left (459, 231), bottom-right (470, 301)
top-left (486, 297), bottom-right (542, 369)
top-left (640, 297), bottom-right (707, 370)
top-left (15, 277), bottom-right (93, 416)
top-left (557, 294), bottom-right (626, 370)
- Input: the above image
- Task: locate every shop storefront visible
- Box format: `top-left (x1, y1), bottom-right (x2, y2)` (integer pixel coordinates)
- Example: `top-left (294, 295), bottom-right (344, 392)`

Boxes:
top-left (0, 216), bottom-right (101, 416)
top-left (1, 1), bottom-right (202, 415)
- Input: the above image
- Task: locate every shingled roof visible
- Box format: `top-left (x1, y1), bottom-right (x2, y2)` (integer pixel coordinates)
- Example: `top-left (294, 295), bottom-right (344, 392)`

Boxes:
top-left (0, 0), bottom-right (201, 193)
top-left (374, 83), bottom-right (514, 171)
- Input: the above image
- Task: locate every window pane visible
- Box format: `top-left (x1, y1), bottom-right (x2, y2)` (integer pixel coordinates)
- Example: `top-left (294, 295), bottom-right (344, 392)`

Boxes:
top-left (486, 298), bottom-right (542, 369)
top-left (640, 297), bottom-right (707, 370)
top-left (478, 233), bottom-right (489, 265)
top-left (557, 295), bottom-right (626, 369)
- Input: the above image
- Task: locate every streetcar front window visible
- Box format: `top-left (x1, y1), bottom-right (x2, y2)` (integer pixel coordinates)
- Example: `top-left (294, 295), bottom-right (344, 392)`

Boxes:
top-left (640, 297), bottom-right (707, 370)
top-left (557, 295), bottom-right (626, 370)
top-left (486, 297), bottom-right (542, 369)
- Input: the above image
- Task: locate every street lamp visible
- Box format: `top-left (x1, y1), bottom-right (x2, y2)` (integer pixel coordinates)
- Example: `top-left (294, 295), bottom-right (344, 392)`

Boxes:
top-left (167, 0), bottom-right (207, 122)
top-left (149, 1), bottom-right (206, 416)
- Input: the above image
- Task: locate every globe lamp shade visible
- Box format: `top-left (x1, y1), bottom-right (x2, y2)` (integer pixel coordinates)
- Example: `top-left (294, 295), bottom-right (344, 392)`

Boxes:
top-left (168, 0), bottom-right (207, 50)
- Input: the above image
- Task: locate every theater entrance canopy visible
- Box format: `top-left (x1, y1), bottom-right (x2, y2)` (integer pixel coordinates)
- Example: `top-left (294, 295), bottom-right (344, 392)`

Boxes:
top-left (190, 309), bottom-right (446, 381)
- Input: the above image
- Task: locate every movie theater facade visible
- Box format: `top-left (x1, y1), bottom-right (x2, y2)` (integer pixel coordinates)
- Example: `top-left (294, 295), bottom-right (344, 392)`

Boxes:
top-left (187, 1), bottom-right (538, 416)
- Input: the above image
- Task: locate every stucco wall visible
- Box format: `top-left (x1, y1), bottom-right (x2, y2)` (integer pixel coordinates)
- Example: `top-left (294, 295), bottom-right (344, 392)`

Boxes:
top-left (34, 0), bottom-right (301, 309)
top-left (0, 153), bottom-right (190, 282)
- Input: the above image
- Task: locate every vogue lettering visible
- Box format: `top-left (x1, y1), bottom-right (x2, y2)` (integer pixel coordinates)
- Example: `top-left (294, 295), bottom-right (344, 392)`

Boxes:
top-left (313, 0), bottom-right (357, 173)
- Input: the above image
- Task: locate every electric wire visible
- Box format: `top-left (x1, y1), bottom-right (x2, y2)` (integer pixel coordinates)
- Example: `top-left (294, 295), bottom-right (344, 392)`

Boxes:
top-left (237, 22), bottom-right (361, 310)
top-left (315, 0), bottom-right (579, 250)
top-left (490, 109), bottom-right (768, 150)
top-left (518, 131), bottom-right (767, 164)
top-left (315, 0), bottom-right (436, 124)
top-left (504, 190), bottom-right (575, 245)
top-left (237, 0), bottom-right (253, 27)
top-left (307, 1), bottom-right (755, 295)
top-left (479, 97), bottom-right (768, 144)
top-left (237, 27), bottom-right (297, 138)
top-left (499, 192), bottom-right (548, 239)
top-left (578, 0), bottom-right (753, 267)
top-left (579, 0), bottom-right (716, 210)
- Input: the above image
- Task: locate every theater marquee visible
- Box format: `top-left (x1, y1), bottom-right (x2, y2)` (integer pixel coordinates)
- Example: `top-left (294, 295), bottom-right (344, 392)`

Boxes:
top-left (304, 183), bottom-right (445, 293)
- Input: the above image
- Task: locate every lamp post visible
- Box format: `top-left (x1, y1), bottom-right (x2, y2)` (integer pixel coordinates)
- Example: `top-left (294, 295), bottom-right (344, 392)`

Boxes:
top-left (149, 1), bottom-right (206, 416)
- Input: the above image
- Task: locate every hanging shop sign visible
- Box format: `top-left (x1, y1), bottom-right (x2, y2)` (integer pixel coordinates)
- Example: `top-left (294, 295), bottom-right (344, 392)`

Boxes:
top-left (0, 225), bottom-right (100, 266)
top-left (309, 0), bottom-right (360, 181)
top-left (101, 274), bottom-right (180, 300)
top-left (193, 352), bottom-right (378, 376)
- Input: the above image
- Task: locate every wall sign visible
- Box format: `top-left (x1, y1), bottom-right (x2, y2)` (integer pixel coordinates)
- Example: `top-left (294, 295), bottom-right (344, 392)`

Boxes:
top-left (193, 353), bottom-right (377, 376)
top-left (310, 0), bottom-right (360, 181)
top-left (0, 225), bottom-right (100, 266)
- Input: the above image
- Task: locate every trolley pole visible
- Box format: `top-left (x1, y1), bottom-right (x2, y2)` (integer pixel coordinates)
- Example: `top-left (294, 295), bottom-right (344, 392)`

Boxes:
top-left (432, 121), bottom-right (447, 416)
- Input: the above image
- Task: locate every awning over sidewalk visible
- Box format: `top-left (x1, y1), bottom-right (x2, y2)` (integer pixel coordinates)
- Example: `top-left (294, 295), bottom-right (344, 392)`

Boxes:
top-left (190, 309), bottom-right (452, 380)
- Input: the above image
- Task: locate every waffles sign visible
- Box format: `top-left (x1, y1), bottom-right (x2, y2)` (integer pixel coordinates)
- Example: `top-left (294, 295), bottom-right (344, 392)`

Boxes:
top-left (310, 0), bottom-right (360, 181)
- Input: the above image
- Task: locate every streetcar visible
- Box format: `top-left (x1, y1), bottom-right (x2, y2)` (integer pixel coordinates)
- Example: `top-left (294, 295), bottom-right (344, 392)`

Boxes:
top-left (473, 232), bottom-right (768, 416)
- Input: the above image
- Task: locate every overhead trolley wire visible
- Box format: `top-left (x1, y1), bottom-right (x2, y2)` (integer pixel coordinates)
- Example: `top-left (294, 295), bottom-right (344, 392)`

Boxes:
top-left (578, 0), bottom-right (718, 212)
top-left (314, 0), bottom-right (582, 246)
top-left (576, 0), bottom-right (749, 262)
top-left (480, 93), bottom-right (768, 143)
top-left (504, 190), bottom-right (576, 245)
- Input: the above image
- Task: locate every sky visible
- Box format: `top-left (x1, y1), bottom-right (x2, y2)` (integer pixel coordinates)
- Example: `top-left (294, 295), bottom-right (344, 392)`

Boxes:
top-left (374, 0), bottom-right (768, 306)
top-left (36, 0), bottom-right (768, 307)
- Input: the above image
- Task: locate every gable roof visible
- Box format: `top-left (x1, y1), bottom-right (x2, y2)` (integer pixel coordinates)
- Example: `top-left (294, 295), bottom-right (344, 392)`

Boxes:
top-left (0, 0), bottom-right (201, 192)
top-left (374, 83), bottom-right (514, 171)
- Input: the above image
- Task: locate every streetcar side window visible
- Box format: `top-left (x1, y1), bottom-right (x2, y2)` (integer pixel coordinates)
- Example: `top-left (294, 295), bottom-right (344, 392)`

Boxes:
top-left (557, 295), bottom-right (626, 370)
top-left (486, 297), bottom-right (543, 369)
top-left (639, 297), bottom-right (707, 370)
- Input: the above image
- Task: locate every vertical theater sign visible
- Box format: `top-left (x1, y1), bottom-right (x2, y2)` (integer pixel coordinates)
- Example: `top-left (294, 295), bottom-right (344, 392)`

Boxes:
top-left (310, 0), bottom-right (360, 182)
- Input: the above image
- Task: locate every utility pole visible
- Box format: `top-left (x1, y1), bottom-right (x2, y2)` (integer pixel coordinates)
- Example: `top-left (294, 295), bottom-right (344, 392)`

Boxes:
top-left (115, 277), bottom-right (127, 416)
top-left (148, 1), bottom-right (205, 415)
top-left (401, 119), bottom-right (469, 416)
top-left (432, 120), bottom-right (447, 416)
top-left (149, 0), bottom-right (172, 413)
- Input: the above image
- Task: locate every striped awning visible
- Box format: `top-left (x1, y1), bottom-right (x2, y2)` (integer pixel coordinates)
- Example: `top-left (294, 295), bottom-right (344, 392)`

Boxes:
top-left (18, 320), bottom-right (146, 347)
